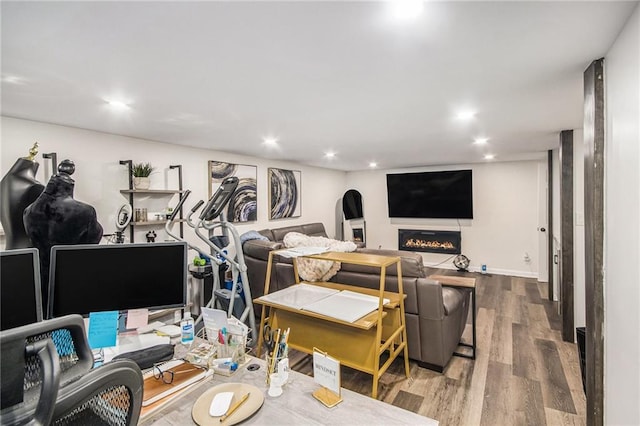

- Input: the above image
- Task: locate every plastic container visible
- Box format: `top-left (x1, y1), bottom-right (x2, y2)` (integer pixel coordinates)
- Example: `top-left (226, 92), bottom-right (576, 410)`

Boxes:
top-left (181, 311), bottom-right (194, 344)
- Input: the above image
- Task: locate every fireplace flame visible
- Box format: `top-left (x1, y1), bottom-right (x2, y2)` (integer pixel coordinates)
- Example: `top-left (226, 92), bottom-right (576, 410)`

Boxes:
top-left (404, 238), bottom-right (455, 250)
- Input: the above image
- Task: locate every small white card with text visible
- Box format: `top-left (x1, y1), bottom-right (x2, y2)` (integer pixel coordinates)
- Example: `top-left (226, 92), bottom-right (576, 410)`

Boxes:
top-left (313, 350), bottom-right (340, 394)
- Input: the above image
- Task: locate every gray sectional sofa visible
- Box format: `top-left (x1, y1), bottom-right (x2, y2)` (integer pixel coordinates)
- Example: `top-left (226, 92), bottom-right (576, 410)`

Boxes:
top-left (243, 222), bottom-right (470, 372)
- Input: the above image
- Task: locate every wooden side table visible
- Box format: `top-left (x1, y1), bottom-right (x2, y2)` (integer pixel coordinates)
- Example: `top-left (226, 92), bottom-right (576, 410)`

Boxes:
top-left (428, 274), bottom-right (476, 360)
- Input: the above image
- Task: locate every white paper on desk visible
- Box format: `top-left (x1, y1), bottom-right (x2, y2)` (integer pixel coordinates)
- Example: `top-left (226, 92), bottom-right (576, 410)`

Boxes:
top-left (201, 307), bottom-right (228, 330)
top-left (126, 308), bottom-right (149, 330)
top-left (257, 283), bottom-right (338, 310)
top-left (339, 290), bottom-right (390, 307)
top-left (302, 292), bottom-right (379, 323)
top-left (227, 316), bottom-right (249, 337)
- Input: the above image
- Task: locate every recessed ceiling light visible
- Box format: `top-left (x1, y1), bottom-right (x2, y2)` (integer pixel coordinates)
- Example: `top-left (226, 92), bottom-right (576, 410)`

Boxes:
top-left (474, 137), bottom-right (489, 145)
top-left (106, 99), bottom-right (131, 110)
top-left (389, 0), bottom-right (424, 20)
top-left (369, 162), bottom-right (378, 168)
top-left (325, 151), bottom-right (336, 159)
top-left (484, 154), bottom-right (495, 160)
top-left (263, 137), bottom-right (278, 146)
top-left (2, 75), bottom-right (26, 85)
top-left (456, 110), bottom-right (476, 121)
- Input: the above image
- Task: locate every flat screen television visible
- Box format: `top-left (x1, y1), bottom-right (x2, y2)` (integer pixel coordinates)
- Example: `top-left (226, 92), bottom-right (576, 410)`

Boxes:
top-left (48, 242), bottom-right (187, 318)
top-left (1, 248), bottom-right (43, 331)
top-left (386, 170), bottom-right (473, 219)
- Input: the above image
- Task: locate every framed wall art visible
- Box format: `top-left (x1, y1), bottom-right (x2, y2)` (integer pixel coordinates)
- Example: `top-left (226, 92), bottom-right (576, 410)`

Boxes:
top-left (208, 161), bottom-right (257, 222)
top-left (268, 168), bottom-right (301, 219)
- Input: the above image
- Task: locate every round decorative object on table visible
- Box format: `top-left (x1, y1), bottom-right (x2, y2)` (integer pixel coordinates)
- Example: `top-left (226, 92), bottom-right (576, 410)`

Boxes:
top-left (192, 383), bottom-right (263, 426)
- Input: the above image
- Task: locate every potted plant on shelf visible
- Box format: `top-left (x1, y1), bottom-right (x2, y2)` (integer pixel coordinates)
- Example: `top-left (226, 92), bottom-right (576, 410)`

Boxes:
top-left (131, 162), bottom-right (154, 190)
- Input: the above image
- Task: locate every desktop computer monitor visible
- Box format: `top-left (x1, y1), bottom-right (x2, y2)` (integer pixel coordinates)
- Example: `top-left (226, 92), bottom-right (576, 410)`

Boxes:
top-left (48, 242), bottom-right (187, 318)
top-left (1, 248), bottom-right (43, 331)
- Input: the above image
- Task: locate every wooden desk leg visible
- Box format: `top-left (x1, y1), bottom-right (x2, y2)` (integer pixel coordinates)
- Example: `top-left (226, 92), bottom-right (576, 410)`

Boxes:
top-left (372, 372), bottom-right (379, 400)
top-left (256, 308), bottom-right (268, 358)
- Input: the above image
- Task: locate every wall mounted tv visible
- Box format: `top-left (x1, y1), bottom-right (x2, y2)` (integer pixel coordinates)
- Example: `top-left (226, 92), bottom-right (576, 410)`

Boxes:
top-left (386, 169), bottom-right (473, 219)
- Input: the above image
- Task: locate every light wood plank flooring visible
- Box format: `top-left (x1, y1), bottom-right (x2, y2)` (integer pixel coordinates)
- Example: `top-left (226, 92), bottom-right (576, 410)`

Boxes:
top-left (288, 270), bottom-right (586, 425)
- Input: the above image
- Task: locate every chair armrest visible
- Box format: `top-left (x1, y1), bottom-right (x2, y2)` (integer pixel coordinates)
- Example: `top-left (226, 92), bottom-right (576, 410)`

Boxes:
top-left (53, 359), bottom-right (143, 425)
top-left (29, 339), bottom-right (60, 426)
top-left (416, 278), bottom-right (446, 320)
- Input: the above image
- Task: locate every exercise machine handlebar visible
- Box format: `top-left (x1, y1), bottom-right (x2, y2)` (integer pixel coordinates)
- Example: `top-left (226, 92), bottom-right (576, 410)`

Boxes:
top-left (169, 189), bottom-right (191, 222)
top-left (199, 177), bottom-right (239, 221)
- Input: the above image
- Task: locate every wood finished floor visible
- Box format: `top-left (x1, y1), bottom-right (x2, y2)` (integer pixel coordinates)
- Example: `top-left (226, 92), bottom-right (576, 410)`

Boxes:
top-left (287, 270), bottom-right (586, 425)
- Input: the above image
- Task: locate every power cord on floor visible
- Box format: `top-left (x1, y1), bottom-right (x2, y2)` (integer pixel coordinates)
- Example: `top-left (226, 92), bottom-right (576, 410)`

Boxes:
top-left (427, 254), bottom-right (456, 267)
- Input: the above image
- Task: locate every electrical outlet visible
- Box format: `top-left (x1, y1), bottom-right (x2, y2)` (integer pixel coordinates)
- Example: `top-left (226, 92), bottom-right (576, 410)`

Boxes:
top-left (524, 252), bottom-right (531, 263)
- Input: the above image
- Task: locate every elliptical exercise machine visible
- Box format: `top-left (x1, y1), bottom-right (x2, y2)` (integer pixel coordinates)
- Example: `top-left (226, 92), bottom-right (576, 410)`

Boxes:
top-left (165, 178), bottom-right (257, 345)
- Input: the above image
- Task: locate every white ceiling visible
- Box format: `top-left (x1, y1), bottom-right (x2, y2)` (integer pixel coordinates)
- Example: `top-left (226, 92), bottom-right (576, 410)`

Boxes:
top-left (1, 1), bottom-right (636, 171)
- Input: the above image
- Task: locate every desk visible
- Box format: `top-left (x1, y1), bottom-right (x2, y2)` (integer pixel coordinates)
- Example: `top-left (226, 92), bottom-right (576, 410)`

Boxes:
top-left (255, 251), bottom-right (410, 399)
top-left (429, 275), bottom-right (476, 360)
top-left (141, 356), bottom-right (437, 425)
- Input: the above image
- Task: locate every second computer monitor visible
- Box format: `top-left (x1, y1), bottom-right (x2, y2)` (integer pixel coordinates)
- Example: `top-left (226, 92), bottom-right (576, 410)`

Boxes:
top-left (1, 248), bottom-right (43, 331)
top-left (48, 242), bottom-right (187, 318)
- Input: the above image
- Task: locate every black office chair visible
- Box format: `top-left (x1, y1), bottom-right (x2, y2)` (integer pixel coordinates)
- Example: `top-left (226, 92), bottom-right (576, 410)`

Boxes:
top-left (0, 315), bottom-right (143, 426)
top-left (1, 327), bottom-right (60, 425)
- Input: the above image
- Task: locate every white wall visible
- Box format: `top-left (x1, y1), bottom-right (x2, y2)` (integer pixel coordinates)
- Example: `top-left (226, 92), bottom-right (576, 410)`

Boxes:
top-left (346, 161), bottom-right (542, 277)
top-left (604, 4), bottom-right (640, 425)
top-left (0, 117), bottom-right (347, 255)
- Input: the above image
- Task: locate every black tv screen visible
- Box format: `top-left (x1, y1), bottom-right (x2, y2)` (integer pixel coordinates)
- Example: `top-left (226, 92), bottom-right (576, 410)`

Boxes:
top-left (386, 170), bottom-right (473, 219)
top-left (48, 242), bottom-right (187, 318)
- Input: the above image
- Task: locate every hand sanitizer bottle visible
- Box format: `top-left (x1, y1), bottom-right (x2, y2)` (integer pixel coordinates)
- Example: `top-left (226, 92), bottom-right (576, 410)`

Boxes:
top-left (181, 311), bottom-right (194, 344)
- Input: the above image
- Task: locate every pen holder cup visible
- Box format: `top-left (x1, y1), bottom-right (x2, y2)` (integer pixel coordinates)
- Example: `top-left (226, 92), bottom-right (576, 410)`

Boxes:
top-left (265, 353), bottom-right (289, 385)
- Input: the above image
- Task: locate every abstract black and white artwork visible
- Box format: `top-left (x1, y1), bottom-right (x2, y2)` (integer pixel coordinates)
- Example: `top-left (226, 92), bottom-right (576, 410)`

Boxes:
top-left (208, 161), bottom-right (257, 222)
top-left (268, 168), bottom-right (301, 219)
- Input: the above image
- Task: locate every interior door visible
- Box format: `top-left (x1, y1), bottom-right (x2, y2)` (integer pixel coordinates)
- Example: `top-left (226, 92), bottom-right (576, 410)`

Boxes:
top-left (537, 162), bottom-right (549, 283)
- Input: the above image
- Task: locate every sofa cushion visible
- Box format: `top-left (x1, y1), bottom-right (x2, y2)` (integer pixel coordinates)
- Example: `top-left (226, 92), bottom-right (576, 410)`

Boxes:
top-left (300, 223), bottom-right (328, 238)
top-left (442, 287), bottom-right (465, 316)
top-left (240, 230), bottom-right (269, 245)
top-left (243, 239), bottom-right (283, 261)
top-left (257, 229), bottom-right (275, 241)
top-left (270, 222), bottom-right (327, 242)
top-left (271, 225), bottom-right (305, 242)
top-left (340, 248), bottom-right (425, 278)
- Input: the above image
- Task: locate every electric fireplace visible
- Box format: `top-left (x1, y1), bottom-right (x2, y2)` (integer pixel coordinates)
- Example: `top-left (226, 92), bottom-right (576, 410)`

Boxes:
top-left (398, 229), bottom-right (461, 254)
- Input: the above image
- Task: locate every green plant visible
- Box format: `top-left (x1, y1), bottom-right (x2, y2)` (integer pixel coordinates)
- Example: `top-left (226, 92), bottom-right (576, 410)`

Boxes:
top-left (131, 162), bottom-right (155, 177)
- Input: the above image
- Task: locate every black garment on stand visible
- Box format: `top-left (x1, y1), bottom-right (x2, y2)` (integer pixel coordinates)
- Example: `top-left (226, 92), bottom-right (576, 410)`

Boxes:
top-left (0, 158), bottom-right (44, 249)
top-left (23, 160), bottom-right (103, 310)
